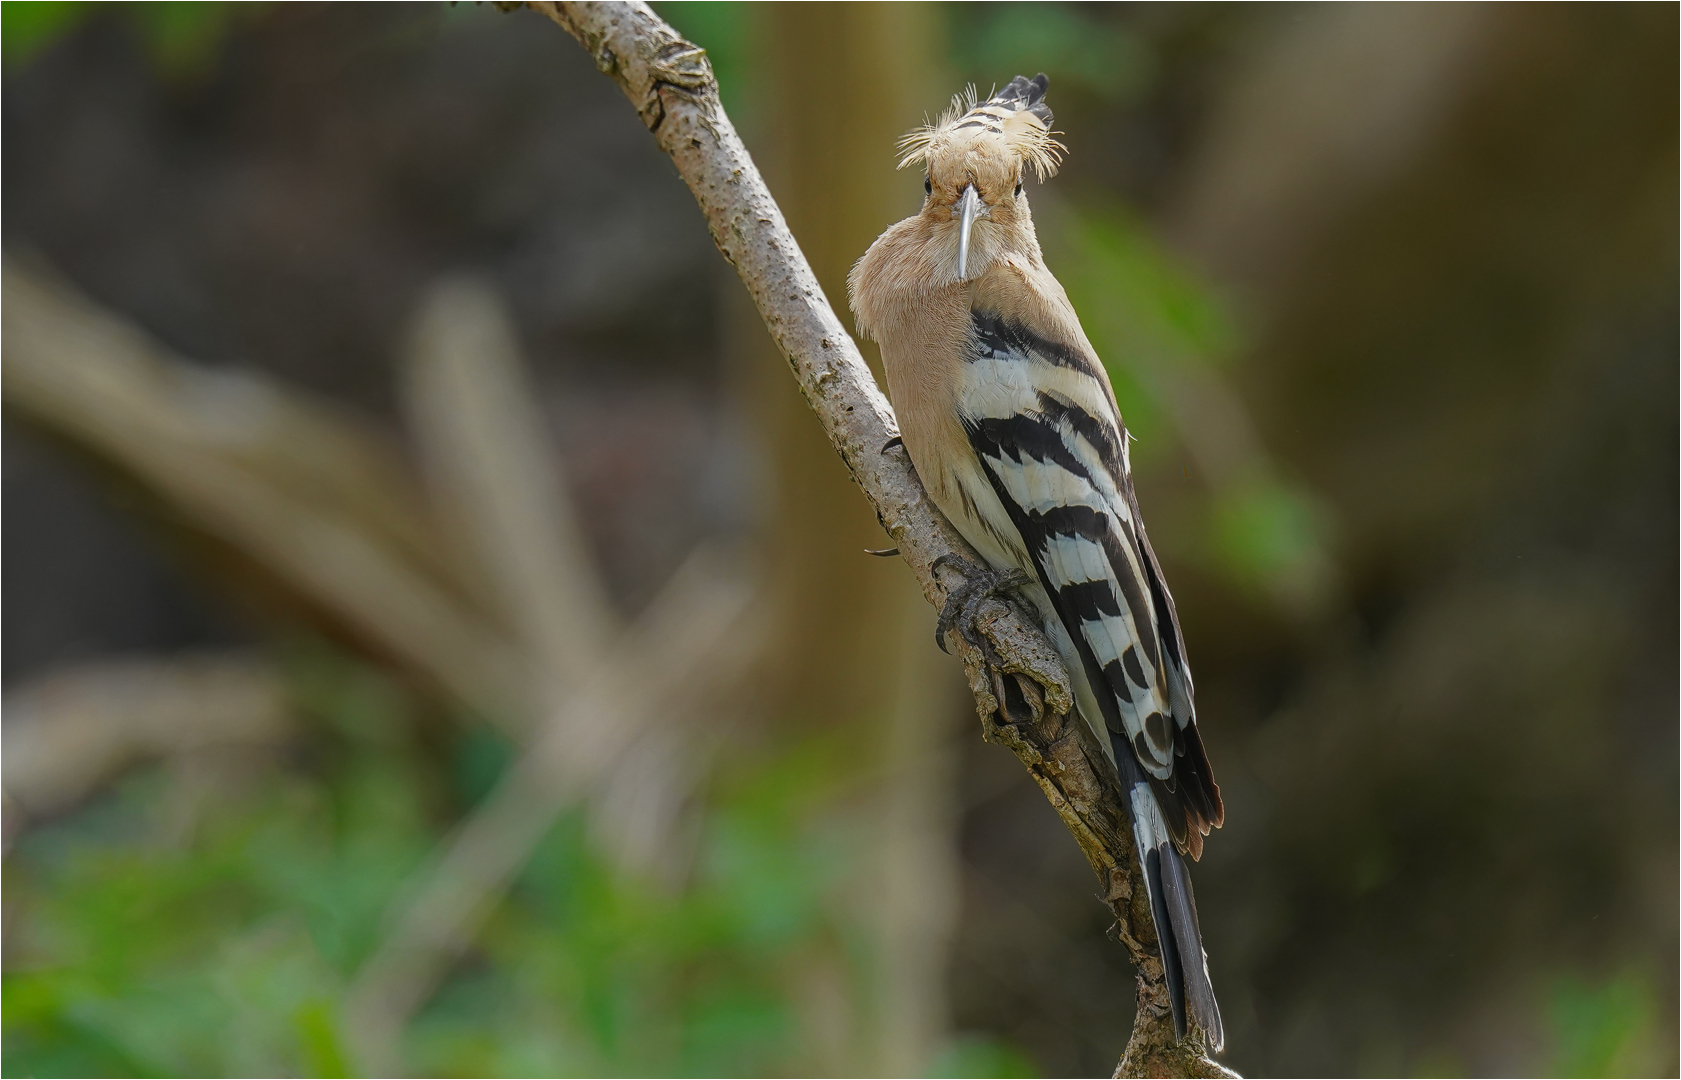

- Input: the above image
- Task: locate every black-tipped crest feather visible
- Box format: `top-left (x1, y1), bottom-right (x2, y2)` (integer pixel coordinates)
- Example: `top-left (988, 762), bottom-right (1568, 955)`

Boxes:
top-left (897, 72), bottom-right (1064, 180)
top-left (993, 72), bottom-right (1053, 125)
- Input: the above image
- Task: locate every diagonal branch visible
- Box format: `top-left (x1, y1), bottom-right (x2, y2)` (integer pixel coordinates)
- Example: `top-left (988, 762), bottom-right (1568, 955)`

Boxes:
top-left (521, 3), bottom-right (1233, 1075)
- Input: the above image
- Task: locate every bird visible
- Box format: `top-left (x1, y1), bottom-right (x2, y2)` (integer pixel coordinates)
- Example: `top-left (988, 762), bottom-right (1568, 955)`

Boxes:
top-left (849, 74), bottom-right (1225, 1049)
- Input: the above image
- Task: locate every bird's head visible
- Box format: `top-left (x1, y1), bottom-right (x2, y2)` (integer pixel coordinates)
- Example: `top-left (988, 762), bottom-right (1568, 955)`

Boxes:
top-left (898, 74), bottom-right (1064, 282)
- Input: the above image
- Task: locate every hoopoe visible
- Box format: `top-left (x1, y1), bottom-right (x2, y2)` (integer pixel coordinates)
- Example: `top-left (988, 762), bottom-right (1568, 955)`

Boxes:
top-left (850, 74), bottom-right (1224, 1049)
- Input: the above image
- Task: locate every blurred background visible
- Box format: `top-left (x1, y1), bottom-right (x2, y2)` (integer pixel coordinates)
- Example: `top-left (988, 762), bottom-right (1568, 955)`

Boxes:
top-left (2, 3), bottom-right (1675, 1076)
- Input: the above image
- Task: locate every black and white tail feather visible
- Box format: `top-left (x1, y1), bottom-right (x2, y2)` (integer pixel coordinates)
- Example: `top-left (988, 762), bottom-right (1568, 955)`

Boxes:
top-left (952, 308), bottom-right (1226, 1049)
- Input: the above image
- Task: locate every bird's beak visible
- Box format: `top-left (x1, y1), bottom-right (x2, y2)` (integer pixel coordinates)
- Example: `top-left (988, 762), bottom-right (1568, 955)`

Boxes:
top-left (955, 184), bottom-right (983, 279)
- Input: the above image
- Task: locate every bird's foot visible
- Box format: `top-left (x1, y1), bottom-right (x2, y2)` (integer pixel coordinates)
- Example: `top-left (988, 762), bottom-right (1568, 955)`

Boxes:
top-left (932, 553), bottom-right (1033, 657)
top-left (935, 555), bottom-right (1039, 731)
top-left (930, 552), bottom-right (1072, 736)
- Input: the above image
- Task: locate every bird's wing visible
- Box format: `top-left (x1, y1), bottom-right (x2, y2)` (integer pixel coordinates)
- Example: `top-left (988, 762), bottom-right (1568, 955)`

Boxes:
top-left (958, 311), bottom-right (1223, 852)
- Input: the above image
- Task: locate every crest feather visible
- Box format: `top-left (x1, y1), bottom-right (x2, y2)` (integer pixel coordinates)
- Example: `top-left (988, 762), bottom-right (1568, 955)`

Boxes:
top-left (896, 73), bottom-right (1065, 181)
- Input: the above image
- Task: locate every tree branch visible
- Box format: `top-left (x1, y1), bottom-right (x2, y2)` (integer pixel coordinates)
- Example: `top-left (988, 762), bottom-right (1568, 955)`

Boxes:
top-left (523, 3), bottom-right (1233, 1075)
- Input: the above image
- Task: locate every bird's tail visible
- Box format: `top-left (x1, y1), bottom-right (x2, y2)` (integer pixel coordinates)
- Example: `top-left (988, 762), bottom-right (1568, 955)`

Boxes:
top-left (1123, 765), bottom-right (1224, 1051)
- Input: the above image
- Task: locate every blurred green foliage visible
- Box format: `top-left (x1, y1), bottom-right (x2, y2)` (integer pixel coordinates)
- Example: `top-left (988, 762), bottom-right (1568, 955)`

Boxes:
top-left (1546, 972), bottom-right (1665, 1078)
top-left (928, 1037), bottom-right (1038, 1078)
top-left (0, 0), bottom-right (85, 71)
top-left (3, 648), bottom-right (1034, 1078)
top-left (1205, 475), bottom-right (1333, 607)
top-left (946, 2), bottom-right (1154, 105)
top-left (1047, 199), bottom-right (1232, 450)
top-left (657, 2), bottom-right (752, 119)
top-left (5, 654), bottom-right (432, 1077)
top-left (1045, 197), bottom-right (1335, 605)
top-left (1, 2), bottom-right (255, 80)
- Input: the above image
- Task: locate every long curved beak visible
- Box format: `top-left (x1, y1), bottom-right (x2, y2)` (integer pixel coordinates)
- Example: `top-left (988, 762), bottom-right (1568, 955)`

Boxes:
top-left (955, 184), bottom-right (983, 279)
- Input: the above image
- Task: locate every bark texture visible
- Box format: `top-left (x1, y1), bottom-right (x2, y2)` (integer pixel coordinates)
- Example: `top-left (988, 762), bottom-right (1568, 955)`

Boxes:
top-left (523, 3), bottom-right (1234, 1074)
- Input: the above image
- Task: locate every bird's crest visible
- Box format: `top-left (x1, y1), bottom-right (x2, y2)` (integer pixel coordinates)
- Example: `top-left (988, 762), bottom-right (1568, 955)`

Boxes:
top-left (897, 74), bottom-right (1065, 181)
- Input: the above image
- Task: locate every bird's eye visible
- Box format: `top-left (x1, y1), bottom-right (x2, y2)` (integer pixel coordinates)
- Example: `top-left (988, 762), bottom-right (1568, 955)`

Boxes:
top-left (925, 175), bottom-right (933, 196)
top-left (1015, 179), bottom-right (1023, 197)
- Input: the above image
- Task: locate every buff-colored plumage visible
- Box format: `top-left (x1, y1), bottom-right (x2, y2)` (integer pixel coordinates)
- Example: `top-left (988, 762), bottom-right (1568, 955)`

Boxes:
top-left (852, 103), bottom-right (1088, 567)
top-left (849, 74), bottom-right (1225, 1050)
top-left (897, 83), bottom-right (1066, 181)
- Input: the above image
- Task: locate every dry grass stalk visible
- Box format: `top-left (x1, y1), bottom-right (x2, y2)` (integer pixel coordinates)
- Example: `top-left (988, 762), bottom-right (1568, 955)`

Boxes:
top-left (1, 260), bottom-right (526, 723)
top-left (340, 277), bottom-right (761, 1075)
top-left (1, 652), bottom-right (289, 847)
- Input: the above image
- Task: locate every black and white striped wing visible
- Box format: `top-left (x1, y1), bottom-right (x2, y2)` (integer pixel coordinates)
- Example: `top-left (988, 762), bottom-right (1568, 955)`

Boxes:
top-left (959, 312), bottom-right (1222, 853)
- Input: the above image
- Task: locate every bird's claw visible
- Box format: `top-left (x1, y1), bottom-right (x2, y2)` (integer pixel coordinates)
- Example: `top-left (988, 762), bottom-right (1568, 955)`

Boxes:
top-left (933, 554), bottom-right (1032, 656)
